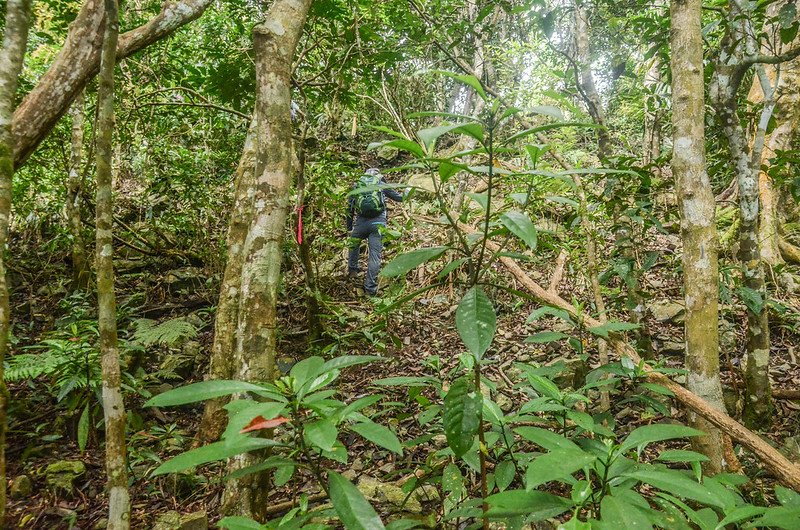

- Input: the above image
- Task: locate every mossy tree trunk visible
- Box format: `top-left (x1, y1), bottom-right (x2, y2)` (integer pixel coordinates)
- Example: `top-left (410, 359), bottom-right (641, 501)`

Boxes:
top-left (670, 0), bottom-right (727, 473)
top-left (220, 0), bottom-right (312, 519)
top-left (94, 0), bottom-right (130, 526)
top-left (0, 0), bottom-right (31, 523)
top-left (67, 90), bottom-right (90, 290)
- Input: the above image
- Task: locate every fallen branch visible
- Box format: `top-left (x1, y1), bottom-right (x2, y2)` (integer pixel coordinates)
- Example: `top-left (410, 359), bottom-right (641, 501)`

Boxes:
top-left (458, 223), bottom-right (800, 491)
top-left (773, 389), bottom-right (800, 400)
top-left (547, 249), bottom-right (569, 294)
top-left (779, 237), bottom-right (800, 265)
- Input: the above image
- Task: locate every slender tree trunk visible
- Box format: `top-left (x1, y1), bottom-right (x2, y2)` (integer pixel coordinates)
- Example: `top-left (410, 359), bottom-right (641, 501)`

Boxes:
top-left (642, 56), bottom-right (663, 168)
top-left (67, 90), bottom-right (89, 290)
top-left (95, 0), bottom-right (130, 526)
top-left (0, 1), bottom-right (31, 522)
top-left (197, 116), bottom-right (257, 443)
top-left (671, 0), bottom-right (727, 473)
top-left (221, 0), bottom-right (312, 519)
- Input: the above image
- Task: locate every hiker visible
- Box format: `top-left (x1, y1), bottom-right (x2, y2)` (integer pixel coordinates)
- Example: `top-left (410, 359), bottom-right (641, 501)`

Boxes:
top-left (346, 168), bottom-right (405, 296)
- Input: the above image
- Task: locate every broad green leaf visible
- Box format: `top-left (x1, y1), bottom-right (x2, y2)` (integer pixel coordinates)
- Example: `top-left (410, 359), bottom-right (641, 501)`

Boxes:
top-left (525, 449), bottom-right (596, 489)
top-left (437, 258), bottom-right (469, 279)
top-left (350, 420), bottom-right (403, 454)
top-left (274, 464), bottom-right (294, 487)
top-left (144, 380), bottom-right (266, 407)
top-left (305, 418), bottom-right (338, 452)
top-left (368, 138), bottom-right (425, 159)
top-left (503, 121), bottom-right (599, 144)
top-left (223, 401), bottom-right (287, 441)
top-left (587, 321), bottom-right (640, 339)
top-left (443, 376), bottom-right (482, 457)
top-left (748, 506), bottom-right (800, 529)
top-left (336, 395), bottom-right (385, 423)
top-left (153, 438), bottom-right (279, 475)
top-left (529, 105), bottom-right (564, 120)
top-left (290, 356), bottom-right (325, 389)
top-left (381, 247), bottom-right (448, 277)
top-left (526, 374), bottom-right (561, 400)
top-left (619, 424), bottom-right (705, 453)
top-left (417, 123), bottom-right (473, 153)
top-left (466, 192), bottom-right (488, 211)
top-left (656, 450), bottom-right (709, 463)
top-left (514, 426), bottom-right (582, 452)
top-left (218, 516), bottom-right (264, 530)
top-left (429, 70), bottom-right (488, 100)
top-left (775, 485), bottom-right (800, 507)
top-left (500, 211), bottom-right (538, 250)
top-left (77, 404), bottom-right (90, 453)
top-left (526, 306), bottom-right (574, 324)
top-left (329, 471), bottom-right (386, 530)
top-left (525, 331), bottom-right (568, 343)
top-left (485, 489), bottom-right (573, 519)
top-left (600, 495), bottom-right (654, 530)
top-left (367, 125), bottom-right (407, 140)
top-left (495, 460), bottom-right (515, 491)
top-left (439, 161), bottom-right (461, 182)
top-left (442, 463), bottom-right (463, 494)
top-left (714, 505), bottom-right (766, 528)
top-left (545, 196), bottom-right (580, 209)
top-left (322, 355), bottom-right (383, 372)
top-left (456, 287), bottom-right (496, 360)
top-left (623, 468), bottom-right (724, 508)
top-left (385, 520), bottom-right (423, 530)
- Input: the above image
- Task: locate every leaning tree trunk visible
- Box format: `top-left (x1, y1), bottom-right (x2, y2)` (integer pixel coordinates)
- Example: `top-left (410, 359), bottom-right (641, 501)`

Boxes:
top-left (197, 116), bottom-right (257, 443)
top-left (670, 0), bottom-right (727, 473)
top-left (220, 0), bottom-right (312, 519)
top-left (67, 90), bottom-right (89, 290)
top-left (12, 0), bottom-right (214, 170)
top-left (95, 0), bottom-right (130, 526)
top-left (0, 0), bottom-right (31, 523)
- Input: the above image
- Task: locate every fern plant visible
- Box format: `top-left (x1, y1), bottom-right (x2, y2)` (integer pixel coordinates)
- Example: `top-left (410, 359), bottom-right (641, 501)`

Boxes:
top-left (131, 317), bottom-right (198, 347)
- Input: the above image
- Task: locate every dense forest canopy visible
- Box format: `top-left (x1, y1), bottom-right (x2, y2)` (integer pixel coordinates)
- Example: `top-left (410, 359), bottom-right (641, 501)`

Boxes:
top-left (1, 0), bottom-right (800, 528)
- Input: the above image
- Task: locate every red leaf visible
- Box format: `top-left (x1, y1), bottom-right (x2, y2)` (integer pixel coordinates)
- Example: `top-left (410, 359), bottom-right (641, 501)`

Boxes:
top-left (240, 415), bottom-right (291, 433)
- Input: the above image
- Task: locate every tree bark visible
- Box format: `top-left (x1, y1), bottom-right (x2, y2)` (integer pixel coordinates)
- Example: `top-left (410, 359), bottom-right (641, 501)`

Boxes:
top-left (197, 116), bottom-right (257, 443)
top-left (0, 0), bottom-right (31, 523)
top-left (95, 0), bottom-right (130, 526)
top-left (220, 0), bottom-right (312, 519)
top-left (67, 90), bottom-right (89, 290)
top-left (671, 0), bottom-right (727, 473)
top-left (12, 0), bottom-right (214, 169)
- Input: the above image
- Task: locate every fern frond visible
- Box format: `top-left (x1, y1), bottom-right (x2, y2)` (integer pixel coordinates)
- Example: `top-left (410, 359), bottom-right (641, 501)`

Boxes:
top-left (4, 352), bottom-right (63, 381)
top-left (131, 317), bottom-right (198, 347)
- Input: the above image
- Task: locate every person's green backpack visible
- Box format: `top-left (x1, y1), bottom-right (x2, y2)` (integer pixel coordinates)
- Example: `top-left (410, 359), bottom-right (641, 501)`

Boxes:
top-left (354, 173), bottom-right (385, 218)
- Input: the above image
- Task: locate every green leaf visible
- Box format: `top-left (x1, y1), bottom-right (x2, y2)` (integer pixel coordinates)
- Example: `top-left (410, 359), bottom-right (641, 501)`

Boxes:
top-left (274, 464), bottom-right (294, 487)
top-left (485, 489), bottom-right (573, 519)
top-left (442, 463), bottom-right (463, 494)
top-left (350, 420), bottom-right (403, 454)
top-left (466, 192), bottom-right (488, 211)
top-left (623, 468), bottom-right (724, 508)
top-left (218, 516), bottom-right (264, 530)
top-left (77, 404), bottom-right (90, 453)
top-left (429, 70), bottom-right (488, 101)
top-left (372, 376), bottom-right (439, 387)
top-left (153, 438), bottom-right (279, 475)
top-left (381, 247), bottom-right (448, 277)
top-left (656, 450), bottom-right (709, 463)
top-left (329, 471), bottom-right (386, 530)
top-left (525, 331), bottom-right (568, 343)
top-left (514, 426), bottom-right (582, 452)
top-left (749, 506), bottom-right (800, 529)
top-left (500, 211), bottom-right (538, 250)
top-left (368, 138), bottom-right (425, 159)
top-left (545, 196), bottom-right (580, 209)
top-left (322, 355), bottom-right (383, 372)
top-left (600, 495), bottom-right (654, 529)
top-left (587, 321), bottom-right (640, 339)
top-left (619, 424), bottom-right (705, 453)
top-left (144, 380), bottom-right (266, 407)
top-left (305, 418), bottom-right (338, 452)
top-left (714, 504), bottom-right (766, 528)
top-left (336, 395), bottom-right (385, 423)
top-left (417, 123), bottom-right (474, 153)
top-left (526, 306), bottom-right (574, 324)
top-left (439, 160), bottom-right (461, 182)
top-left (529, 105), bottom-right (564, 120)
top-left (437, 258), bottom-right (469, 280)
top-left (443, 376), bottom-right (482, 458)
top-left (526, 374), bottom-right (561, 400)
top-left (495, 460), bottom-right (515, 491)
top-left (775, 485), bottom-right (800, 507)
top-left (456, 287), bottom-right (496, 360)
top-left (525, 449), bottom-right (596, 489)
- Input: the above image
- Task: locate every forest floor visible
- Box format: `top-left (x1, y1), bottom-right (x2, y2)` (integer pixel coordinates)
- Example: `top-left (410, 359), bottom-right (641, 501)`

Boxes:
top-left (5, 214), bottom-right (800, 529)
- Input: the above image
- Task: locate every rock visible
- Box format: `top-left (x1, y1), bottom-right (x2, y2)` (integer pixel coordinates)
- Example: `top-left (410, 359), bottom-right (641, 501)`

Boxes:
top-left (720, 318), bottom-right (737, 354)
top-left (9, 475), bottom-right (32, 499)
top-left (432, 434), bottom-right (447, 448)
top-left (164, 267), bottom-right (204, 293)
top-left (782, 436), bottom-right (800, 464)
top-left (152, 510), bottom-right (208, 530)
top-left (182, 340), bottom-right (202, 358)
top-left (660, 340), bottom-right (685, 356)
top-left (648, 300), bottom-right (685, 323)
top-left (412, 484), bottom-right (441, 503)
top-left (778, 272), bottom-right (799, 293)
top-left (407, 173), bottom-right (436, 194)
top-left (376, 145), bottom-right (399, 161)
top-left (45, 460), bottom-right (86, 497)
top-left (93, 518), bottom-right (109, 530)
top-left (357, 476), bottom-right (423, 513)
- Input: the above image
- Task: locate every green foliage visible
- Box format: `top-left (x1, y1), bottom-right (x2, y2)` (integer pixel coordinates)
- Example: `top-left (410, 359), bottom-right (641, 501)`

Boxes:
top-left (131, 317), bottom-right (198, 347)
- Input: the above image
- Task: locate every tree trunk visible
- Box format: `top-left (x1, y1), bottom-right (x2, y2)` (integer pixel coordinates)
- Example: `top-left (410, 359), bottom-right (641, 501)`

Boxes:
top-left (67, 90), bottom-right (89, 290)
top-left (0, 1), bottom-right (31, 522)
top-left (220, 0), bottom-right (312, 519)
top-left (12, 0), bottom-right (214, 169)
top-left (95, 0), bottom-right (130, 526)
top-left (642, 56), bottom-right (663, 167)
top-left (670, 0), bottom-right (727, 473)
top-left (197, 116), bottom-right (257, 443)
